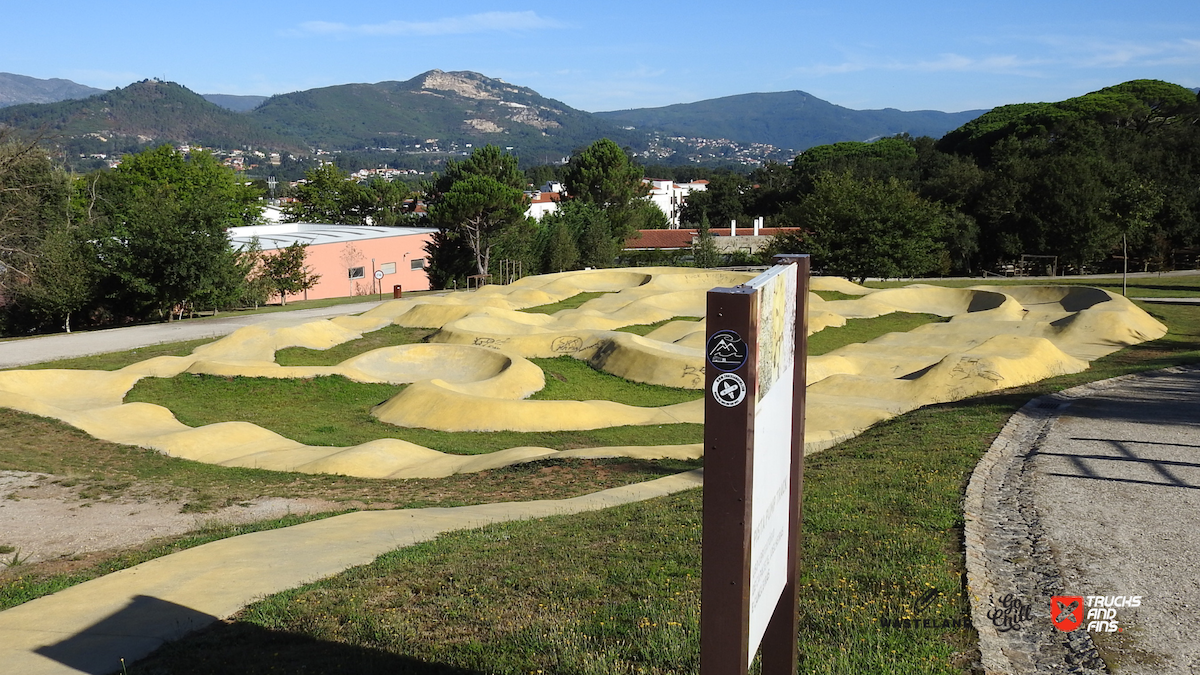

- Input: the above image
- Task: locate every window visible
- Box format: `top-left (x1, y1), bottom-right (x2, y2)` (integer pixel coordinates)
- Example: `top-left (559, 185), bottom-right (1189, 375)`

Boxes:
top-left (410, 258), bottom-right (426, 271)
top-left (348, 266), bottom-right (365, 280)
top-left (380, 262), bottom-right (396, 275)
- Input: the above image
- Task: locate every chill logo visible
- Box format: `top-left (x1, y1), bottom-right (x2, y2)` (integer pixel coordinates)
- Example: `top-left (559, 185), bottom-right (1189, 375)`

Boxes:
top-left (878, 585), bottom-right (971, 629)
top-left (1052, 595), bottom-right (1141, 633)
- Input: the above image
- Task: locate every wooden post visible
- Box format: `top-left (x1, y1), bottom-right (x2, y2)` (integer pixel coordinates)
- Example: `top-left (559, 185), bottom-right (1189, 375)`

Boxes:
top-left (701, 284), bottom-right (756, 673)
top-left (701, 255), bottom-right (809, 675)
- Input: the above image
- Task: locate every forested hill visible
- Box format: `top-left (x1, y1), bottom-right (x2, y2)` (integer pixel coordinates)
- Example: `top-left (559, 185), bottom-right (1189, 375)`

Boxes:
top-left (937, 79), bottom-right (1200, 161)
top-left (203, 94), bottom-right (269, 112)
top-left (595, 91), bottom-right (986, 152)
top-left (0, 80), bottom-right (307, 153)
top-left (0, 72), bottom-right (104, 107)
top-left (246, 70), bottom-right (644, 163)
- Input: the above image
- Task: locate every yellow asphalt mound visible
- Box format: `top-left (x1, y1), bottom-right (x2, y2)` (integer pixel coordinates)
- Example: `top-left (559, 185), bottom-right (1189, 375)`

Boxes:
top-left (0, 269), bottom-right (1166, 479)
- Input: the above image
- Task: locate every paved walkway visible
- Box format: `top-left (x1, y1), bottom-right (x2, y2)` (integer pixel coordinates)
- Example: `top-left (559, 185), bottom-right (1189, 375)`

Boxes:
top-left (0, 470), bottom-right (703, 675)
top-left (967, 365), bottom-right (1200, 674)
top-left (0, 301), bottom-right (385, 369)
top-left (1132, 297), bottom-right (1200, 305)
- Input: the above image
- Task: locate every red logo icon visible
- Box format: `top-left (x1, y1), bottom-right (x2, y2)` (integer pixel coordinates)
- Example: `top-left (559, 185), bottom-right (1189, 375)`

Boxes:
top-left (1051, 596), bottom-right (1084, 631)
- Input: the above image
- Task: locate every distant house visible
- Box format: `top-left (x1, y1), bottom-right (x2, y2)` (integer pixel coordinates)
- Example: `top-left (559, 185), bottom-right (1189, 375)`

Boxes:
top-left (524, 181), bottom-right (566, 220)
top-left (229, 223), bottom-right (437, 301)
top-left (644, 178), bottom-right (708, 227)
top-left (524, 179), bottom-right (708, 226)
top-left (526, 190), bottom-right (563, 220)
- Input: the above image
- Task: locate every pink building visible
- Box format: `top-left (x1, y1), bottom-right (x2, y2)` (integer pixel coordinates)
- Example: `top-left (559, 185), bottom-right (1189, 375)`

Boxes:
top-left (229, 223), bottom-right (437, 301)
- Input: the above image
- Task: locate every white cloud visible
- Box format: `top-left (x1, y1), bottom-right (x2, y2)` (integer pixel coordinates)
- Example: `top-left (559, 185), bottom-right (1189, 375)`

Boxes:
top-left (792, 33), bottom-right (1200, 83)
top-left (793, 53), bottom-right (1043, 79)
top-left (294, 11), bottom-right (565, 37)
top-left (1014, 34), bottom-right (1200, 69)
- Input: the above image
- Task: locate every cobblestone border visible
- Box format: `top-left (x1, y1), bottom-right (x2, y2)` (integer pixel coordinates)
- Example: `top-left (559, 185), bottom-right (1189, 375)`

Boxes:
top-left (961, 369), bottom-right (1195, 674)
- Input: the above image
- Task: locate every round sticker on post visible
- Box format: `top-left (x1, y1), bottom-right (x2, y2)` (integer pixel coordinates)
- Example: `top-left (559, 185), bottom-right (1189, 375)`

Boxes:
top-left (706, 330), bottom-right (747, 372)
top-left (712, 372), bottom-right (747, 407)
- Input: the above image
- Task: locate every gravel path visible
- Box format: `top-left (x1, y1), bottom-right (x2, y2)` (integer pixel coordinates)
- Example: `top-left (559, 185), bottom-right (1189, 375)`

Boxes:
top-left (967, 366), bottom-right (1200, 674)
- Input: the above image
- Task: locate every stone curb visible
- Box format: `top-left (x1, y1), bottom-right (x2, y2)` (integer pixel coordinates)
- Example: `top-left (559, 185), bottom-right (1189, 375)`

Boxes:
top-left (962, 368), bottom-right (1197, 674)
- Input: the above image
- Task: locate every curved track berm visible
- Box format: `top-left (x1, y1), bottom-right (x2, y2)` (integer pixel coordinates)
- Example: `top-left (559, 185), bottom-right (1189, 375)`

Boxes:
top-left (0, 268), bottom-right (1165, 478)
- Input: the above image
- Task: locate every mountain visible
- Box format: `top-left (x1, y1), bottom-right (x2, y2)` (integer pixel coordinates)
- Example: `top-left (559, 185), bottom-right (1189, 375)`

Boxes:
top-left (596, 91), bottom-right (986, 152)
top-left (203, 94), bottom-right (269, 112)
top-left (0, 79), bottom-right (307, 152)
top-left (247, 70), bottom-right (643, 162)
top-left (0, 72), bottom-right (104, 107)
top-left (1, 69), bottom-right (996, 170)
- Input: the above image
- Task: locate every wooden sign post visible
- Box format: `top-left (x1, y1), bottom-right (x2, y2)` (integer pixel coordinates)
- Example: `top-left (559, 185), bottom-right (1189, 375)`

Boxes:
top-left (701, 255), bottom-right (809, 675)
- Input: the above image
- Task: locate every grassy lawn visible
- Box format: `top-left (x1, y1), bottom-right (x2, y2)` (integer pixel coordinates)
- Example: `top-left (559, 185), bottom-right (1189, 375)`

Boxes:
top-left (6, 276), bottom-right (1199, 674)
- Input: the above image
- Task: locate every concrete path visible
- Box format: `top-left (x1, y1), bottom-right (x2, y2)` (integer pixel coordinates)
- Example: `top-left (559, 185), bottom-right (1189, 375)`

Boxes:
top-left (1132, 297), bottom-right (1200, 305)
top-left (966, 366), bottom-right (1200, 674)
top-left (0, 470), bottom-right (703, 675)
top-left (0, 301), bottom-right (385, 369)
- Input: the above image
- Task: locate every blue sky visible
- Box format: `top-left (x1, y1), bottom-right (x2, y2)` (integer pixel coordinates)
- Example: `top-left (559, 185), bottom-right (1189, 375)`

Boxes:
top-left (3, 1), bottom-right (1197, 113)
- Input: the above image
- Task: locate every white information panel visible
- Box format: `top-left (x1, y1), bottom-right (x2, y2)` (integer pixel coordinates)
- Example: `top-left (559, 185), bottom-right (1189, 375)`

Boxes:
top-left (745, 263), bottom-right (798, 666)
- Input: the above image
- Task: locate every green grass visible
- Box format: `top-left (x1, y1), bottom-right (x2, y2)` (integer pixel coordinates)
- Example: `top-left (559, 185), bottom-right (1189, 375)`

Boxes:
top-left (616, 317), bottom-right (702, 336)
top-left (275, 326), bottom-right (437, 366)
top-left (531, 356), bottom-right (700, 406)
top-left (809, 313), bottom-right (946, 356)
top-left (812, 290), bottom-right (865, 301)
top-left (520, 291), bottom-right (612, 314)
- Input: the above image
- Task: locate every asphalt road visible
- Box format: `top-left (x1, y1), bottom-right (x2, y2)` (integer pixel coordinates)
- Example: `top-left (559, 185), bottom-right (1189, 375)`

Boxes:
top-left (1032, 366), bottom-right (1200, 674)
top-left (0, 301), bottom-right (385, 369)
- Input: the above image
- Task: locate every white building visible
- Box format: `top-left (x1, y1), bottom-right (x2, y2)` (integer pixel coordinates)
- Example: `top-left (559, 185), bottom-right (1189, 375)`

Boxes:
top-left (644, 179), bottom-right (708, 228)
top-left (523, 178), bottom-right (708, 226)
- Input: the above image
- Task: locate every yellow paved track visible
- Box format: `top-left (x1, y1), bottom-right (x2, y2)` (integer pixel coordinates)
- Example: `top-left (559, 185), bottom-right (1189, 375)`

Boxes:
top-left (0, 268), bottom-right (1166, 478)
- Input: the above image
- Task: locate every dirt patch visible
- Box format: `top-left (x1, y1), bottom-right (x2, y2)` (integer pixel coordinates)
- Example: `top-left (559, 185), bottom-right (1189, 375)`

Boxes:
top-left (0, 470), bottom-right (342, 565)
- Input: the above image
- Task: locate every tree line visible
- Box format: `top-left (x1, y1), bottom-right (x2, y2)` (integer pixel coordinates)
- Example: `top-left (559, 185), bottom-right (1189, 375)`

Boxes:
top-left (0, 139), bottom-right (316, 334)
top-left (681, 79), bottom-right (1200, 281)
top-left (421, 140), bottom-right (670, 289)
